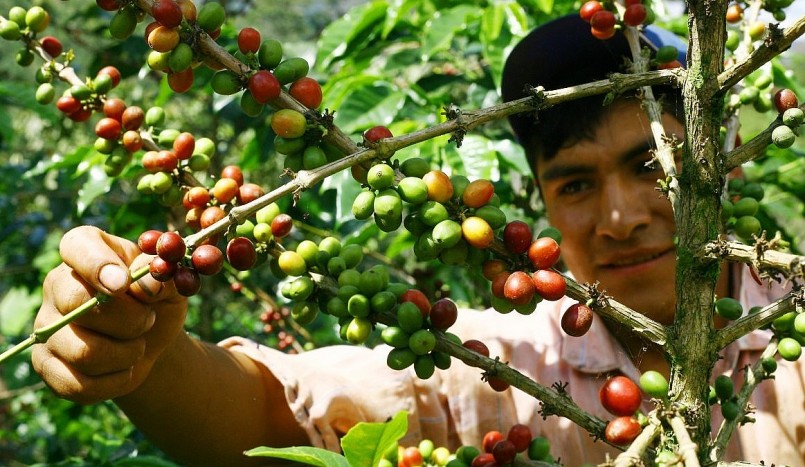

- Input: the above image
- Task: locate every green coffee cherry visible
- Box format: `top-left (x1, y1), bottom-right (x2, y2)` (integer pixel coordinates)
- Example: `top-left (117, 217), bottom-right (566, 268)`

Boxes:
top-left (772, 125), bottom-right (796, 148)
top-left (258, 39), bottom-right (283, 69)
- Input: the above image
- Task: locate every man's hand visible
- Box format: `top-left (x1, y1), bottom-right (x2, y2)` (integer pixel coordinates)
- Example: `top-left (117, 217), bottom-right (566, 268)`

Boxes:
top-left (32, 226), bottom-right (188, 404)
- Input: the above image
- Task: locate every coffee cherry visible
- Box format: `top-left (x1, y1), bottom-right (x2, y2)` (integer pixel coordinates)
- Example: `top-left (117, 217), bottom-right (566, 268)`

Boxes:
top-left (400, 289), bottom-right (431, 317)
top-left (248, 70), bottom-right (281, 104)
top-left (120, 106), bottom-right (144, 131)
top-left (271, 109), bottom-right (307, 138)
top-left (579, 1), bottom-right (604, 22)
top-left (212, 177), bottom-right (239, 204)
top-left (504, 271), bottom-right (536, 305)
top-left (138, 229), bottom-right (163, 255)
top-left (97, 0), bottom-right (122, 11)
top-left (226, 237), bottom-right (257, 271)
top-left (528, 236), bottom-right (561, 269)
top-left (238, 183), bottom-right (265, 204)
top-left (774, 89), bottom-right (798, 114)
top-left (149, 256), bottom-right (178, 282)
top-left (148, 26), bottom-right (181, 53)
top-left (57, 96), bottom-right (82, 115)
top-left (271, 213), bottom-right (293, 238)
top-left (623, 4), bottom-right (647, 26)
top-left (197, 1), bottom-right (225, 33)
top-left (482, 431), bottom-right (505, 453)
top-left (503, 220), bottom-right (532, 254)
top-left (289, 77), bottom-right (323, 109)
top-left (590, 10), bottom-right (616, 33)
top-left (156, 231), bottom-right (186, 263)
top-left (153, 0), bottom-right (183, 28)
top-left (605, 416), bottom-right (641, 445)
top-left (778, 337), bottom-right (802, 361)
top-left (366, 163), bottom-right (395, 190)
top-left (168, 68), bottom-right (194, 93)
top-left (176, 0), bottom-right (197, 22)
top-left (26, 6), bottom-right (50, 33)
top-left (362, 125), bottom-right (393, 144)
top-left (278, 250), bottom-right (307, 276)
top-left (528, 437), bottom-right (551, 461)
top-left (429, 298), bottom-right (458, 330)
top-left (462, 339), bottom-right (490, 357)
top-left (237, 27), bottom-right (261, 54)
top-left (599, 375), bottom-right (642, 416)
top-left (95, 118), bottom-right (122, 140)
top-left (200, 206), bottom-right (226, 229)
top-left (492, 439), bottom-right (516, 464)
top-left (772, 125), bottom-right (796, 149)
top-left (561, 303), bottom-right (594, 337)
top-left (725, 3), bottom-right (743, 23)
top-left (470, 453), bottom-right (495, 467)
top-left (40, 36), bottom-right (63, 57)
top-left (191, 244), bottom-right (224, 275)
top-left (532, 269), bottom-right (566, 301)
top-left (173, 265), bottom-right (201, 296)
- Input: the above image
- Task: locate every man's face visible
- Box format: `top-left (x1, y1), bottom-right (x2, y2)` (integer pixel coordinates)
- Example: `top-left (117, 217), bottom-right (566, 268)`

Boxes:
top-left (536, 100), bottom-right (682, 324)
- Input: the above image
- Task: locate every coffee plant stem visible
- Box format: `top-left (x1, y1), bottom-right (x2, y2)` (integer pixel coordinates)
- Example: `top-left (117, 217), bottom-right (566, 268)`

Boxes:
top-left (564, 277), bottom-right (668, 346)
top-left (702, 239), bottom-right (805, 282)
top-left (613, 412), bottom-right (662, 467)
top-left (714, 292), bottom-right (801, 349)
top-left (718, 14), bottom-right (805, 91)
top-left (622, 23), bottom-right (680, 212)
top-left (668, 410), bottom-right (701, 467)
top-left (709, 340), bottom-right (779, 462)
top-left (724, 103), bottom-right (805, 171)
top-left (0, 265), bottom-right (150, 365)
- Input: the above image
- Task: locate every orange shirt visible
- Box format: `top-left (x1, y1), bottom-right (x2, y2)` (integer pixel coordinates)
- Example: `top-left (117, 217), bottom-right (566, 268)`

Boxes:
top-left (221, 265), bottom-right (804, 466)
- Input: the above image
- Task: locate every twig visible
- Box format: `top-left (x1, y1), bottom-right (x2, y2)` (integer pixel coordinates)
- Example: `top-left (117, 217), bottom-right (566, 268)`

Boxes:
top-left (0, 266), bottom-right (150, 364)
top-left (613, 413), bottom-right (662, 467)
top-left (709, 341), bottom-right (779, 462)
top-left (701, 239), bottom-right (805, 282)
top-left (714, 291), bottom-right (800, 350)
top-left (668, 411), bottom-right (701, 467)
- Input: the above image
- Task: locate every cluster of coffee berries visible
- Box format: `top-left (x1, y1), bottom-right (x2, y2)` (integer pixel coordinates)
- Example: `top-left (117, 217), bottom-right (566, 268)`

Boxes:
top-left (271, 109), bottom-right (340, 172)
top-left (462, 425), bottom-right (553, 466)
top-left (139, 230), bottom-right (202, 296)
top-left (259, 307), bottom-right (298, 352)
top-left (379, 438), bottom-right (452, 467)
top-left (383, 291), bottom-right (459, 379)
top-left (720, 177), bottom-right (765, 243)
top-left (598, 375), bottom-right (647, 446)
top-left (1, 6), bottom-right (51, 66)
top-left (710, 374), bottom-right (745, 423)
top-left (579, 0), bottom-right (651, 40)
top-left (483, 225), bottom-right (566, 314)
top-left (766, 307), bottom-right (805, 362)
top-left (770, 89), bottom-right (802, 149)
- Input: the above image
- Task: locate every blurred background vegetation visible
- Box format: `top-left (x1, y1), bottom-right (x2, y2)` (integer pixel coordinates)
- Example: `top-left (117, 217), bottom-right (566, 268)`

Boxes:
top-left (0, 0), bottom-right (803, 465)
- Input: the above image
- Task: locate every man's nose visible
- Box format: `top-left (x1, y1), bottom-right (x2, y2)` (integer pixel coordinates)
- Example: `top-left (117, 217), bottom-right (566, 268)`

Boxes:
top-left (595, 177), bottom-right (651, 240)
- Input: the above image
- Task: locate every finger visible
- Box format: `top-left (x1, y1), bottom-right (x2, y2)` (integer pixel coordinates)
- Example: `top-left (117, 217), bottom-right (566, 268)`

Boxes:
top-left (45, 324), bottom-right (146, 376)
top-left (127, 253), bottom-right (175, 303)
top-left (32, 345), bottom-right (136, 405)
top-left (59, 226), bottom-right (141, 296)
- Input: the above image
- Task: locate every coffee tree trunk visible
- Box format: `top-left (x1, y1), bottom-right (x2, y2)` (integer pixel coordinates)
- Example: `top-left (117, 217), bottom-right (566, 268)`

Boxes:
top-left (672, 0), bottom-right (730, 456)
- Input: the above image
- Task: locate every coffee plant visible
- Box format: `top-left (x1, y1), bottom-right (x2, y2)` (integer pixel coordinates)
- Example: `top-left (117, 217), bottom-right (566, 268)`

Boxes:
top-left (0, 0), bottom-right (804, 465)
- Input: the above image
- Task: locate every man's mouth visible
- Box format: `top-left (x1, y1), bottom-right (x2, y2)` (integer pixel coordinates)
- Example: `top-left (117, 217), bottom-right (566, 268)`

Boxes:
top-left (608, 251), bottom-right (667, 267)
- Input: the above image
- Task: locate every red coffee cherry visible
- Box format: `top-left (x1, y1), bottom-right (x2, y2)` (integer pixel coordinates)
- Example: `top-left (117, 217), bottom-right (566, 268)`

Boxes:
top-left (774, 88), bottom-right (798, 114)
top-left (590, 9), bottom-right (616, 31)
top-left (156, 231), bottom-right (186, 263)
top-left (271, 213), bottom-right (293, 238)
top-left (599, 375), bottom-right (642, 416)
top-left (57, 96), bottom-right (81, 115)
top-left (429, 298), bottom-right (458, 330)
top-left (605, 416), bottom-right (641, 446)
top-left (237, 182), bottom-right (265, 204)
top-left (400, 289), bottom-right (431, 317)
top-left (462, 339), bottom-right (490, 357)
top-left (503, 220), bottom-right (532, 254)
top-left (122, 130), bottom-right (143, 152)
top-left (191, 244), bottom-right (224, 275)
top-left (152, 0), bottom-right (184, 28)
top-left (363, 125), bottom-right (393, 143)
top-left (95, 117), bottom-right (122, 140)
top-left (103, 98), bottom-right (127, 121)
top-left (482, 430), bottom-right (505, 453)
top-left (138, 229), bottom-right (163, 255)
top-left (96, 0), bottom-right (123, 11)
top-left (213, 178), bottom-right (239, 204)
top-left (200, 206), bottom-right (226, 228)
top-left (289, 77), bottom-right (323, 109)
top-left (503, 271), bottom-right (536, 306)
top-left (149, 256), bottom-right (178, 282)
top-left (226, 237), bottom-right (257, 271)
top-left (155, 150), bottom-right (179, 172)
top-left (482, 259), bottom-right (508, 281)
top-left (121, 106), bottom-right (145, 130)
top-left (40, 36), bottom-right (63, 57)
top-left (490, 271), bottom-right (511, 299)
top-left (623, 4), bottom-right (647, 27)
top-left (168, 68), bottom-right (194, 93)
top-left (220, 165), bottom-right (244, 186)
top-left (470, 453), bottom-right (495, 467)
top-left (579, 1), bottom-right (604, 22)
top-left (237, 27), bottom-right (261, 54)
top-left (492, 439), bottom-right (516, 464)
top-left (185, 186), bottom-right (211, 208)
top-left (68, 107), bottom-right (93, 122)
top-left (248, 70), bottom-right (281, 104)
top-left (725, 3), bottom-right (743, 23)
top-left (173, 132), bottom-right (195, 160)
top-left (527, 236), bottom-right (561, 270)
top-left (173, 265), bottom-right (201, 296)
top-left (561, 303), bottom-right (594, 337)
top-left (531, 269), bottom-right (566, 301)
top-left (507, 423), bottom-right (532, 453)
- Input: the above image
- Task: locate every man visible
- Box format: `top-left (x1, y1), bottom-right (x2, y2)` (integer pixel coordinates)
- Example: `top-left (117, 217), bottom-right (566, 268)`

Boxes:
top-left (32, 14), bottom-right (804, 466)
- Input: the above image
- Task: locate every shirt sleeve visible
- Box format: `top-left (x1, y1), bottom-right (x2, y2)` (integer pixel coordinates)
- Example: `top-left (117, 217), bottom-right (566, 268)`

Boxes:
top-left (218, 336), bottom-right (450, 451)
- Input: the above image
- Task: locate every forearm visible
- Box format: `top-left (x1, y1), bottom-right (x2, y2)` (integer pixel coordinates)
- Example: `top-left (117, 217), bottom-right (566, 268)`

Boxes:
top-left (115, 332), bottom-right (309, 465)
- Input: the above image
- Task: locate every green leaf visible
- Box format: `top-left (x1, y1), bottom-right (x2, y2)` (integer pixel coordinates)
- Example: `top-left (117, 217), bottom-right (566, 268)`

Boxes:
top-left (0, 106), bottom-right (14, 145)
top-left (341, 410), bottom-right (408, 467)
top-left (24, 146), bottom-right (95, 178)
top-left (77, 166), bottom-right (113, 216)
top-left (383, 0), bottom-right (418, 38)
top-left (535, 0), bottom-right (555, 14)
top-left (112, 456), bottom-right (181, 467)
top-left (0, 287), bottom-right (39, 336)
top-left (316, 1), bottom-right (388, 70)
top-left (244, 446), bottom-right (349, 467)
top-left (421, 6), bottom-right (480, 61)
top-left (322, 170), bottom-right (363, 225)
top-left (444, 134), bottom-right (499, 181)
top-left (333, 84), bottom-right (407, 133)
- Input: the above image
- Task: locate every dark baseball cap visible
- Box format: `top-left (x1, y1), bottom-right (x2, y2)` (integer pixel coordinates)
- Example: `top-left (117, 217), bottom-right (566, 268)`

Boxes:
top-left (501, 14), bottom-right (687, 144)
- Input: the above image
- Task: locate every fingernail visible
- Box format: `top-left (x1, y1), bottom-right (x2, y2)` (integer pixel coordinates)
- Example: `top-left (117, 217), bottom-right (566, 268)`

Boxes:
top-left (137, 275), bottom-right (163, 297)
top-left (99, 264), bottom-right (129, 293)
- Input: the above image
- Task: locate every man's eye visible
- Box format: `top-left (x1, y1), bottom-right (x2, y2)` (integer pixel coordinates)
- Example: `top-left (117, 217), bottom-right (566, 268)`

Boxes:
top-left (559, 180), bottom-right (589, 194)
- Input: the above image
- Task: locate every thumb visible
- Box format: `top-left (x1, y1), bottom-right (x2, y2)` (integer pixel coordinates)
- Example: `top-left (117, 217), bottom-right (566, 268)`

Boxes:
top-left (59, 226), bottom-right (140, 296)
top-left (127, 253), bottom-right (181, 303)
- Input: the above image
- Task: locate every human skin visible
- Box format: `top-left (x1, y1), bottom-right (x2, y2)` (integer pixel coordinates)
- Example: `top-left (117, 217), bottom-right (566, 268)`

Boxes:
top-left (31, 226), bottom-right (308, 465)
top-left (535, 99), bottom-right (729, 373)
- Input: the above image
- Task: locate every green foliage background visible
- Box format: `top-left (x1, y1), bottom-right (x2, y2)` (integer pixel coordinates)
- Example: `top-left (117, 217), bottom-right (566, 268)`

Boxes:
top-left (0, 0), bottom-right (803, 465)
